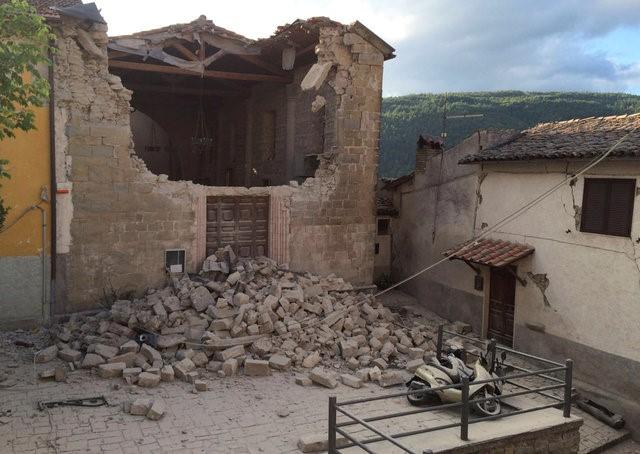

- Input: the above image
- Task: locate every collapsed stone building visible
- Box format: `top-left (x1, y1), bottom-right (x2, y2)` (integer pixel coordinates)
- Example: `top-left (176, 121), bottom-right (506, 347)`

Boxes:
top-left (3, 2), bottom-right (395, 325)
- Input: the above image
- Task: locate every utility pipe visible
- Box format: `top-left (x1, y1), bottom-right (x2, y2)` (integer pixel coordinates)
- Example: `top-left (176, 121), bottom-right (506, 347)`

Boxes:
top-left (33, 205), bottom-right (47, 323)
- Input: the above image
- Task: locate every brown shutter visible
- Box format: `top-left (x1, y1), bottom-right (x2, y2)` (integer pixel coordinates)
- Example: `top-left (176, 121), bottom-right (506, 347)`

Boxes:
top-left (581, 179), bottom-right (608, 233)
top-left (606, 179), bottom-right (635, 236)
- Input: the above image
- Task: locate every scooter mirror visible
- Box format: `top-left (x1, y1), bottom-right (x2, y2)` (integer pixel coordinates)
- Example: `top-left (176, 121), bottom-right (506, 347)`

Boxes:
top-left (501, 351), bottom-right (507, 362)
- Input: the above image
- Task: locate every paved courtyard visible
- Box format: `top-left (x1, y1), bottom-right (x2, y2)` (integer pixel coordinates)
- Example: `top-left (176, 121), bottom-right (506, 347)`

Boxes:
top-left (0, 290), bottom-right (634, 453)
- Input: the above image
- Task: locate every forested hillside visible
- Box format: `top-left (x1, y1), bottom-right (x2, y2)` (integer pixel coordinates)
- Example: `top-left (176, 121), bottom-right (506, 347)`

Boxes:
top-left (380, 91), bottom-right (640, 177)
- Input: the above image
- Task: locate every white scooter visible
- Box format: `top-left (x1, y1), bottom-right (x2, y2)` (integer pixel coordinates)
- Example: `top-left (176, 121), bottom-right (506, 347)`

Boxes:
top-left (406, 347), bottom-right (505, 416)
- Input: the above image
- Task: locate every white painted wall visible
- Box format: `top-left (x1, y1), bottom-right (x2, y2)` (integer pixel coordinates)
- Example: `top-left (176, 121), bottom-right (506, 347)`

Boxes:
top-left (477, 160), bottom-right (640, 363)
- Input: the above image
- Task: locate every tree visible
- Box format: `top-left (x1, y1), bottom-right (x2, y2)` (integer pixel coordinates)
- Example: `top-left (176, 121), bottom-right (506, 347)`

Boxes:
top-left (0, 0), bottom-right (55, 228)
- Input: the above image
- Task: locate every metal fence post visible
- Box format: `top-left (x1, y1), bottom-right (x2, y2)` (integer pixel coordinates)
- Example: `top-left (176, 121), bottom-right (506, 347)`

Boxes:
top-left (563, 359), bottom-right (573, 418)
top-left (460, 376), bottom-right (469, 441)
top-left (488, 338), bottom-right (497, 373)
top-left (436, 325), bottom-right (443, 358)
top-left (329, 395), bottom-right (337, 453)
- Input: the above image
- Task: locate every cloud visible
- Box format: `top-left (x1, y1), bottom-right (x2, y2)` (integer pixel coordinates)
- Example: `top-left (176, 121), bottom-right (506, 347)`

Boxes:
top-left (95, 0), bottom-right (640, 95)
top-left (383, 0), bottom-right (640, 95)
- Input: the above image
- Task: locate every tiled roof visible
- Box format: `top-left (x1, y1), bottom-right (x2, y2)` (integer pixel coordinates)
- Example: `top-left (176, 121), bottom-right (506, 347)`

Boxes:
top-left (460, 113), bottom-right (640, 164)
top-left (446, 238), bottom-right (534, 267)
top-left (0, 0), bottom-right (82, 17)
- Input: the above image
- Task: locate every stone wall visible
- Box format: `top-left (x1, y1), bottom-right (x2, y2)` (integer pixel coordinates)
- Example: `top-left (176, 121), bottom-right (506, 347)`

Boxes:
top-left (289, 27), bottom-right (382, 284)
top-left (53, 17), bottom-right (384, 312)
top-left (53, 18), bottom-right (197, 313)
top-left (439, 418), bottom-right (581, 453)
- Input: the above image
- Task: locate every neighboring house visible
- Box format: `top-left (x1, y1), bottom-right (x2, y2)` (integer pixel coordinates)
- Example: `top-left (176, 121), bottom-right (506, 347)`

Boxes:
top-left (374, 194), bottom-right (397, 282)
top-left (0, 1), bottom-right (395, 326)
top-left (0, 0), bottom-right (83, 329)
top-left (390, 116), bottom-right (640, 425)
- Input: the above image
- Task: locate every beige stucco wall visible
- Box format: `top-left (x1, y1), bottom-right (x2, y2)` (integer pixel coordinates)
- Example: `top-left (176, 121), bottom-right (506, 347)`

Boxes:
top-left (478, 160), bottom-right (640, 364)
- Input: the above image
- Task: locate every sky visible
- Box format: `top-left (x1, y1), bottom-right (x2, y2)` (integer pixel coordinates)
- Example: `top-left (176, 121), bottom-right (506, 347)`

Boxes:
top-left (95, 0), bottom-right (640, 96)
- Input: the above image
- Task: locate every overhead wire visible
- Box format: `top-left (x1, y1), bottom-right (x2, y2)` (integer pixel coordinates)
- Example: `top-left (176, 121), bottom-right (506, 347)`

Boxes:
top-left (373, 125), bottom-right (639, 299)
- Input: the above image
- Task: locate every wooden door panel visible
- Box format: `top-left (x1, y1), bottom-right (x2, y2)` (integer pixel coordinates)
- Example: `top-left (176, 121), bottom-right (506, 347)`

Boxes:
top-left (488, 267), bottom-right (516, 346)
top-left (206, 196), bottom-right (269, 259)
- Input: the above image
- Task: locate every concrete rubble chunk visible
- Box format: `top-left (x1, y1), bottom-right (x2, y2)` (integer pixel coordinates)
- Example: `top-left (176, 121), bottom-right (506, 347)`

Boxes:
top-left (120, 340), bottom-right (139, 354)
top-left (146, 400), bottom-right (166, 420)
top-left (173, 358), bottom-right (195, 381)
top-left (300, 62), bottom-right (333, 91)
top-left (35, 345), bottom-right (58, 363)
top-left (98, 362), bottom-right (126, 379)
top-left (309, 367), bottom-right (338, 389)
top-left (215, 345), bottom-right (245, 361)
top-left (406, 358), bottom-right (425, 373)
top-left (194, 380), bottom-right (208, 391)
top-left (93, 343), bottom-right (119, 359)
top-left (295, 374), bottom-right (313, 386)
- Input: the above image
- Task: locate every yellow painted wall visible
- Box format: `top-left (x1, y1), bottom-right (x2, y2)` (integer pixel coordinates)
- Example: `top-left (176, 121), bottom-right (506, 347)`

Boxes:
top-left (0, 105), bottom-right (51, 256)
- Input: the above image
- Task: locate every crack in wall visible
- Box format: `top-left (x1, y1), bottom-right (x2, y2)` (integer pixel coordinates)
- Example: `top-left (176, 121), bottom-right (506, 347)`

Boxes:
top-left (526, 272), bottom-right (552, 308)
top-left (568, 177), bottom-right (581, 230)
top-left (472, 172), bottom-right (487, 233)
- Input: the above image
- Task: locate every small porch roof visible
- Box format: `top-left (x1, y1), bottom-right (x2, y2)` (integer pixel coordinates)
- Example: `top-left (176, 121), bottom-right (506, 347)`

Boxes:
top-left (446, 238), bottom-right (534, 268)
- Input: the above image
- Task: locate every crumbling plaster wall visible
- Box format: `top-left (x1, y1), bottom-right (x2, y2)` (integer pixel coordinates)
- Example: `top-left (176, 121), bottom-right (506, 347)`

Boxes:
top-left (477, 160), bottom-right (640, 371)
top-left (391, 131), bottom-right (515, 331)
top-left (54, 19), bottom-right (382, 311)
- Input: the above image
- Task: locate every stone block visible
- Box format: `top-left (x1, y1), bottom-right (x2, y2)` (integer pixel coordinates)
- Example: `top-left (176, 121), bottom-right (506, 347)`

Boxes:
top-left (146, 400), bottom-right (166, 420)
top-left (173, 358), bottom-right (195, 381)
top-left (297, 433), bottom-right (347, 453)
top-left (194, 380), bottom-right (208, 392)
top-left (35, 345), bottom-right (58, 363)
top-left (93, 344), bottom-right (119, 359)
top-left (140, 344), bottom-right (162, 364)
top-left (160, 365), bottom-right (175, 382)
top-left (130, 398), bottom-right (152, 416)
top-left (120, 340), bottom-right (139, 353)
top-left (58, 348), bottom-right (82, 362)
top-left (109, 352), bottom-right (137, 368)
top-left (137, 372), bottom-right (160, 388)
top-left (98, 362), bottom-right (126, 378)
top-left (295, 374), bottom-right (313, 386)
top-left (406, 359), bottom-right (425, 373)
top-left (302, 351), bottom-right (321, 368)
top-left (340, 374), bottom-right (362, 389)
top-left (81, 353), bottom-right (105, 368)
top-left (156, 334), bottom-right (185, 349)
top-left (309, 367), bottom-right (338, 389)
top-left (268, 354), bottom-right (291, 371)
top-left (244, 359), bottom-right (271, 376)
top-left (222, 358), bottom-right (238, 376)
top-left (191, 286), bottom-right (214, 312)
top-left (215, 345), bottom-right (245, 361)
top-left (379, 371), bottom-right (404, 388)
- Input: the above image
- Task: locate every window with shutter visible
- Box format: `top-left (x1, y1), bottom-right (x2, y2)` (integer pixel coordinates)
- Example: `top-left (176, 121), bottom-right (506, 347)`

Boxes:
top-left (580, 178), bottom-right (636, 237)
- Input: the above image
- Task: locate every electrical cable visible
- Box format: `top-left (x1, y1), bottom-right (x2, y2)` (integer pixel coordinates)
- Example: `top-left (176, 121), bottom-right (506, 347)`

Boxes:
top-left (374, 125), bottom-right (639, 299)
top-left (0, 201), bottom-right (43, 235)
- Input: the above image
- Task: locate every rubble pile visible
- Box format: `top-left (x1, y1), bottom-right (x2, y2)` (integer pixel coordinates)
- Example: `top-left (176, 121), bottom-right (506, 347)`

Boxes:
top-left (38, 246), bottom-right (444, 393)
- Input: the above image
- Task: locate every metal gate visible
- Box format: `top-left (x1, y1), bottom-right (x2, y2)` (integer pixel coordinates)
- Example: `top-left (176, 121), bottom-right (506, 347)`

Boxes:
top-left (205, 196), bottom-right (269, 258)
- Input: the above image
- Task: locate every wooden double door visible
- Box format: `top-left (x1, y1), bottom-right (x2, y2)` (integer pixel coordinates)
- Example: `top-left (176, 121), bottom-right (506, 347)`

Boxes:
top-left (206, 196), bottom-right (269, 258)
top-left (488, 267), bottom-right (516, 347)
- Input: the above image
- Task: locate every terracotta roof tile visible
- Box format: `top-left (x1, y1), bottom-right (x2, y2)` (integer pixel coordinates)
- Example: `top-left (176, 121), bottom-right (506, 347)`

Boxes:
top-left (460, 113), bottom-right (640, 163)
top-left (446, 238), bottom-right (534, 267)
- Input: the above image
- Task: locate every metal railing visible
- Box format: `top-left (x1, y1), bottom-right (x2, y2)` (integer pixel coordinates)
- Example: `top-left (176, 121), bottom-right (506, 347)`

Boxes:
top-left (328, 325), bottom-right (573, 453)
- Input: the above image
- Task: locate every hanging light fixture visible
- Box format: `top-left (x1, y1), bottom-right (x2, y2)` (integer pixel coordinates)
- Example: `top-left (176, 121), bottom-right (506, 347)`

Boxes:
top-left (191, 80), bottom-right (214, 154)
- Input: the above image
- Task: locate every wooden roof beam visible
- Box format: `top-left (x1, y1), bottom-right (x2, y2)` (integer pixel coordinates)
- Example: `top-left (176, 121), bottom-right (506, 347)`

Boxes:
top-left (171, 43), bottom-right (198, 61)
top-left (234, 54), bottom-right (287, 75)
top-left (109, 59), bottom-right (292, 83)
top-left (122, 82), bottom-right (247, 98)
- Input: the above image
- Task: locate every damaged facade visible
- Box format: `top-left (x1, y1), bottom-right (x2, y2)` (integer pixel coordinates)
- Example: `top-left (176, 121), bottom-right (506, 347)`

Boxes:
top-left (387, 116), bottom-right (640, 420)
top-left (1, 1), bottom-right (395, 325)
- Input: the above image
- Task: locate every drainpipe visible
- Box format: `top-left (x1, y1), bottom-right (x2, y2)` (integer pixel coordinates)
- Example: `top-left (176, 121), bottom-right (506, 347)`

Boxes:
top-left (33, 204), bottom-right (47, 323)
top-left (48, 46), bottom-right (57, 323)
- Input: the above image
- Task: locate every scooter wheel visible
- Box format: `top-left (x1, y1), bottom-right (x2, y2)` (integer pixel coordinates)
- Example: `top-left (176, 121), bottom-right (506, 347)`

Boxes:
top-left (471, 389), bottom-right (501, 416)
top-left (406, 380), bottom-right (438, 406)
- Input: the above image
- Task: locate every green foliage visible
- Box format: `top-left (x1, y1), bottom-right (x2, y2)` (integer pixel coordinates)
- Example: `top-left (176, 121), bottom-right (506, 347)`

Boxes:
top-left (380, 91), bottom-right (640, 177)
top-left (0, 0), bottom-right (55, 140)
